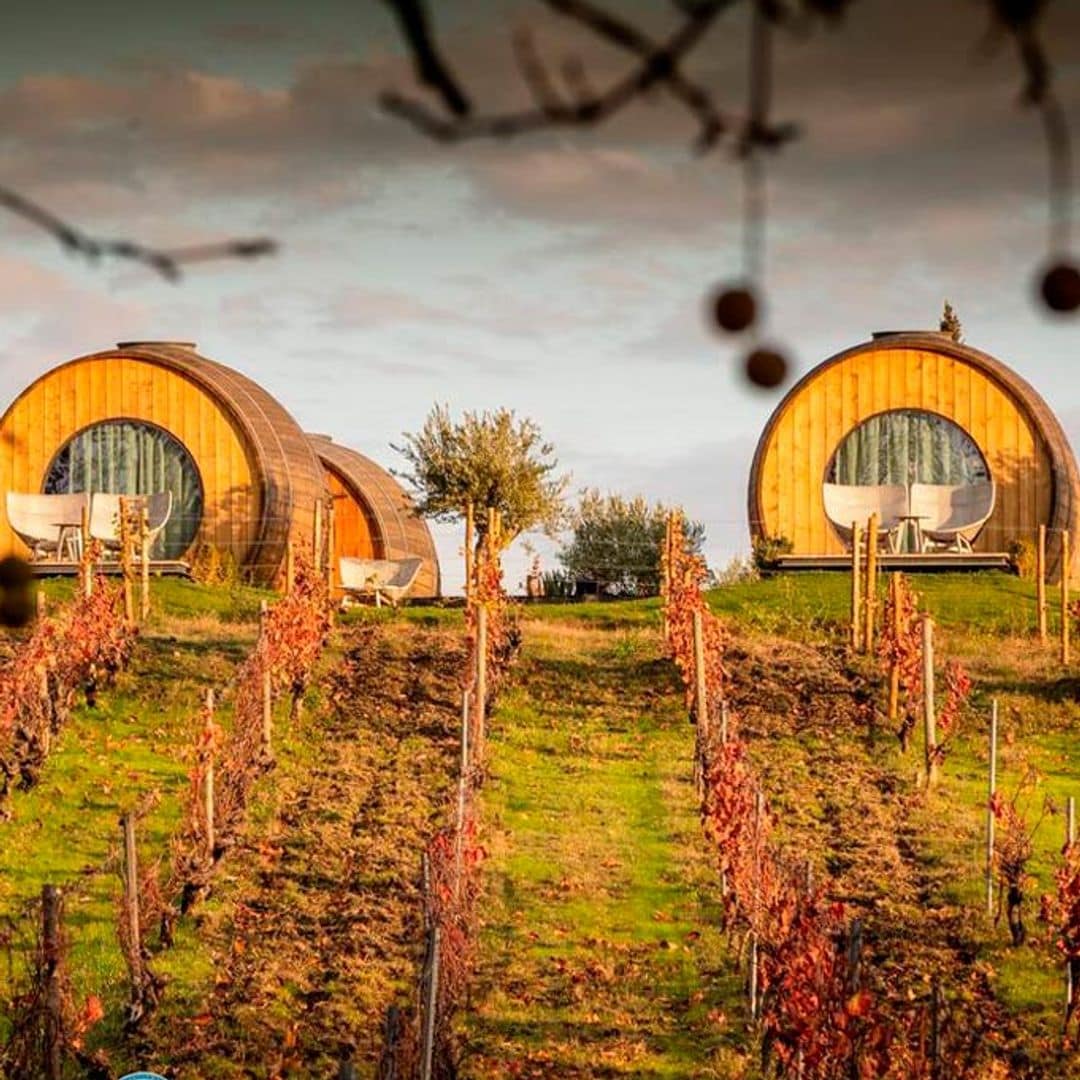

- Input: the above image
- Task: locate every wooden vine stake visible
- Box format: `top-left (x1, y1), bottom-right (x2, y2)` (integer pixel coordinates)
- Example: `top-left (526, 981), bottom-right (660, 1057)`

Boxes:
top-left (285, 539), bottom-right (295, 595)
top-left (420, 925), bottom-right (441, 1080)
top-left (204, 689), bottom-right (216, 859)
top-left (887, 574), bottom-right (901, 728)
top-left (692, 609), bottom-right (707, 795)
top-left (850, 521), bottom-right (863, 652)
top-left (1062, 530), bottom-right (1071, 667)
top-left (260, 600), bottom-right (273, 756)
top-left (455, 688), bottom-right (471, 899)
top-left (475, 604), bottom-right (488, 762)
top-left (119, 496), bottom-right (134, 623)
top-left (464, 501), bottom-right (475, 604)
top-left (864, 513), bottom-right (879, 653)
top-left (80, 504), bottom-right (92, 598)
top-left (121, 812), bottom-right (144, 994)
top-left (139, 505), bottom-right (151, 622)
top-left (313, 498), bottom-right (324, 577)
top-left (986, 700), bottom-right (998, 915)
top-left (42, 884), bottom-right (63, 1080)
top-left (922, 615), bottom-right (939, 788)
top-left (1038, 524), bottom-right (1048, 642)
top-left (1068, 795), bottom-right (1076, 1029)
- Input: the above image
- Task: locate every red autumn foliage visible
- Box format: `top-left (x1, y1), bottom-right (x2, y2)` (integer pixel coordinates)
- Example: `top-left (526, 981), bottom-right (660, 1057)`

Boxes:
top-left (0, 570), bottom-right (134, 807)
top-left (877, 574), bottom-right (922, 749)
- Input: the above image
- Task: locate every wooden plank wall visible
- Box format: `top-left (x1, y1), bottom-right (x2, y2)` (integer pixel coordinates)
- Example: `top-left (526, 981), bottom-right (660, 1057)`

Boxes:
top-left (0, 357), bottom-right (260, 559)
top-left (756, 347), bottom-right (1052, 555)
top-left (326, 466), bottom-right (379, 581)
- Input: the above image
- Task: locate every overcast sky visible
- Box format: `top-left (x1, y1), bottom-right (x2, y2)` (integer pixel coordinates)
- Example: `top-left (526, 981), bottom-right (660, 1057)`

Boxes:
top-left (1, 0), bottom-right (1077, 592)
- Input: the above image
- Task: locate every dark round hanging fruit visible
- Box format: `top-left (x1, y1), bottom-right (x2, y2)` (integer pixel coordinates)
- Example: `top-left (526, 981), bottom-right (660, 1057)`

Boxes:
top-left (711, 285), bottom-right (757, 333)
top-left (744, 347), bottom-right (788, 389)
top-left (1040, 261), bottom-right (1080, 313)
top-left (0, 554), bottom-right (34, 628)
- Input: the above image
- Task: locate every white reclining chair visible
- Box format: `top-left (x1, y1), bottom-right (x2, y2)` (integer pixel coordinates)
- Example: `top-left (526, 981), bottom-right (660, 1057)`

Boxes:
top-left (339, 556), bottom-right (423, 608)
top-left (89, 492), bottom-right (173, 554)
top-left (910, 482), bottom-right (995, 552)
top-left (6, 492), bottom-right (90, 560)
top-left (822, 483), bottom-right (908, 551)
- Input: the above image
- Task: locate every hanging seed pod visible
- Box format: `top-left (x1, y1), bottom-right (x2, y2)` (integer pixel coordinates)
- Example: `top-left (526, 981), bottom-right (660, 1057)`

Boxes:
top-left (1040, 261), bottom-right (1080, 313)
top-left (710, 285), bottom-right (758, 334)
top-left (0, 554), bottom-right (34, 628)
top-left (744, 347), bottom-right (788, 389)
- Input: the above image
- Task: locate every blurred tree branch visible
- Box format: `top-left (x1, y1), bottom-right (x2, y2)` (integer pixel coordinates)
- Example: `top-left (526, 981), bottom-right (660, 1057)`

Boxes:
top-left (0, 184), bottom-right (277, 281)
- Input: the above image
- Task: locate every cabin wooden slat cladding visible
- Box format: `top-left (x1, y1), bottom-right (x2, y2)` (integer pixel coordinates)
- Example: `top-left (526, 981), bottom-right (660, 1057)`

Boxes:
top-left (0, 342), bottom-right (328, 586)
top-left (748, 332), bottom-right (1080, 579)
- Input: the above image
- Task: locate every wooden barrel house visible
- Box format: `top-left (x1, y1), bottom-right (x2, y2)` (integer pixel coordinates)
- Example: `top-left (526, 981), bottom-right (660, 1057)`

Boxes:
top-left (307, 434), bottom-right (440, 598)
top-left (0, 341), bottom-right (440, 593)
top-left (748, 331), bottom-right (1080, 578)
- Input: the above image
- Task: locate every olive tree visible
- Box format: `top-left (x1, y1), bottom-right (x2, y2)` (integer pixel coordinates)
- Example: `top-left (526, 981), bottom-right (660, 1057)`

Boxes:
top-left (559, 489), bottom-right (705, 596)
top-left (394, 404), bottom-right (568, 548)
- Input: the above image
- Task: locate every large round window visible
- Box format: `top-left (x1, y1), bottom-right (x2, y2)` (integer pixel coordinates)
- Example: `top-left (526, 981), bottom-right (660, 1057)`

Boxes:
top-left (43, 419), bottom-right (203, 559)
top-left (826, 409), bottom-right (989, 487)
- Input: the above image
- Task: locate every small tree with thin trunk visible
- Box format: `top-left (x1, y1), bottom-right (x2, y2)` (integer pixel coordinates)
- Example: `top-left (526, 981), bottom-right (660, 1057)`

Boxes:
top-left (394, 404), bottom-right (567, 550)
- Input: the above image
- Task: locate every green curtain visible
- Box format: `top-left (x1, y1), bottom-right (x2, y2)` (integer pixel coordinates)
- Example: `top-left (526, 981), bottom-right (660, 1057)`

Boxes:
top-left (829, 410), bottom-right (988, 487)
top-left (43, 420), bottom-right (202, 558)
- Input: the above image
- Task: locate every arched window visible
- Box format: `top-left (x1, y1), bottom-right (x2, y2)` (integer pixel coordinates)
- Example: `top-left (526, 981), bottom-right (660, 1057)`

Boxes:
top-left (42, 419), bottom-right (203, 559)
top-left (826, 410), bottom-right (990, 487)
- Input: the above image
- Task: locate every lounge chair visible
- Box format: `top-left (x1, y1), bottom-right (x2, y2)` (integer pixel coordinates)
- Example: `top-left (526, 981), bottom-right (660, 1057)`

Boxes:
top-left (822, 483), bottom-right (907, 551)
top-left (89, 492), bottom-right (173, 553)
top-left (910, 482), bottom-right (995, 552)
top-left (6, 492), bottom-right (89, 560)
top-left (339, 556), bottom-right (423, 608)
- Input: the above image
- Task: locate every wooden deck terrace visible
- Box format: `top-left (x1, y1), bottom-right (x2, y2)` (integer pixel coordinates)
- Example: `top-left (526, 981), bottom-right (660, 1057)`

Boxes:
top-left (773, 552), bottom-right (1014, 573)
top-left (29, 560), bottom-right (192, 578)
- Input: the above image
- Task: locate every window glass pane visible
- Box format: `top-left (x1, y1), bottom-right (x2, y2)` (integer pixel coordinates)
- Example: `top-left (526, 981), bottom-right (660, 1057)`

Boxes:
top-left (42, 420), bottom-right (203, 559)
top-left (827, 410), bottom-right (989, 486)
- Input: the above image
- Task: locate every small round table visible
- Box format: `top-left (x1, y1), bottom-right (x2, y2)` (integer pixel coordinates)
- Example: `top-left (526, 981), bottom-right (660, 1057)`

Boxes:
top-left (52, 523), bottom-right (84, 562)
top-left (895, 514), bottom-right (927, 554)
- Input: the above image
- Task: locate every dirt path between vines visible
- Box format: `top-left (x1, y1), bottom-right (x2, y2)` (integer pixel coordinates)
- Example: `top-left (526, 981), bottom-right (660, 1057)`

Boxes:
top-left (144, 623), bottom-right (464, 1078)
top-left (463, 622), bottom-right (733, 1079)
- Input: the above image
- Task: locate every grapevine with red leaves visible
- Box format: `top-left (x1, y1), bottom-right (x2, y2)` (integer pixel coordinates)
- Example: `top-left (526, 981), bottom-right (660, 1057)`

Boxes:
top-left (1040, 839), bottom-right (1080, 1035)
top-left (0, 565), bottom-right (134, 807)
top-left (878, 574), bottom-right (922, 750)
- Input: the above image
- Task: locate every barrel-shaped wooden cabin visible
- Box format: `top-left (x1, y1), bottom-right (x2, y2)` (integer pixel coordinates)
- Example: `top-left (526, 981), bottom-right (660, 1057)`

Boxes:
top-left (0, 342), bottom-right (440, 594)
top-left (748, 331), bottom-right (1080, 578)
top-left (307, 434), bottom-right (440, 598)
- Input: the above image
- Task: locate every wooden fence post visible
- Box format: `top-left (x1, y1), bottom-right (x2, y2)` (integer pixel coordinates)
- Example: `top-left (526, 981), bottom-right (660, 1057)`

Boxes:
top-left (36, 589), bottom-right (46, 620)
top-left (864, 514), bottom-right (879, 653)
top-left (720, 700), bottom-right (729, 745)
top-left (887, 574), bottom-right (901, 727)
top-left (454, 688), bottom-right (471, 899)
top-left (260, 600), bottom-right (273, 756)
top-left (139, 506), bottom-right (151, 621)
top-left (930, 980), bottom-right (942, 1079)
top-left (204, 689), bottom-right (216, 859)
top-left (476, 605), bottom-right (488, 760)
top-left (326, 498), bottom-right (336, 594)
top-left (922, 615), bottom-right (938, 788)
top-left (313, 499), bottom-right (324, 577)
top-left (986, 700), bottom-right (998, 916)
top-left (749, 934), bottom-right (759, 1019)
top-left (1062, 530), bottom-right (1071, 666)
top-left (286, 539), bottom-right (295, 594)
top-left (1069, 796), bottom-right (1076, 847)
top-left (420, 925), bottom-right (440, 1080)
top-left (851, 521), bottom-right (862, 652)
top-left (42, 884), bottom-right (64, 1080)
top-left (1038, 524), bottom-right (1048, 642)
